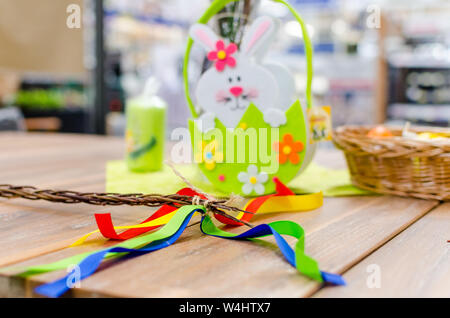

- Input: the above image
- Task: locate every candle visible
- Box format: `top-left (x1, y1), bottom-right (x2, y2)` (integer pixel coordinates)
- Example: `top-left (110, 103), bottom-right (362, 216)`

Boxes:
top-left (125, 78), bottom-right (167, 172)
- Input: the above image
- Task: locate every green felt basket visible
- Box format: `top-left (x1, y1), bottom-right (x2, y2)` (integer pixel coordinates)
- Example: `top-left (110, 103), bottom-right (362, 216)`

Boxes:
top-left (183, 0), bottom-right (317, 196)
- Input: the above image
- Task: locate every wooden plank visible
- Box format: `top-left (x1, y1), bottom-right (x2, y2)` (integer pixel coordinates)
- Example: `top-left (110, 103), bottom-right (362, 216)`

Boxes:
top-left (1, 195), bottom-right (437, 298)
top-left (0, 133), bottom-right (153, 272)
top-left (0, 147), bottom-right (123, 181)
top-left (0, 132), bottom-right (441, 298)
top-left (0, 197), bottom-right (159, 268)
top-left (313, 203), bottom-right (450, 298)
top-left (0, 133), bottom-right (115, 155)
top-left (0, 132), bottom-right (186, 295)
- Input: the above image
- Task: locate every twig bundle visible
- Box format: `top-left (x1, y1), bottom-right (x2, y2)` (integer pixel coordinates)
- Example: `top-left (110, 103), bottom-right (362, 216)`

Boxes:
top-left (0, 184), bottom-right (254, 227)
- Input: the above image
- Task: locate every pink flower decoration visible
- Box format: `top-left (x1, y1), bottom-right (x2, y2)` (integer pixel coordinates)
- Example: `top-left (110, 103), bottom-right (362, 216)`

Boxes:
top-left (207, 40), bottom-right (237, 72)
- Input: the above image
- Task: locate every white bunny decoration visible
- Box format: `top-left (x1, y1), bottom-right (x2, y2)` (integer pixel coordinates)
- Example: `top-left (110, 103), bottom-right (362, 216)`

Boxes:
top-left (190, 16), bottom-right (295, 131)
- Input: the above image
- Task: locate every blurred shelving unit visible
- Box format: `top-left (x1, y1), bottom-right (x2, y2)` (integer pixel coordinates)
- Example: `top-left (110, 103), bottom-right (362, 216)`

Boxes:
top-left (102, 0), bottom-right (385, 135)
top-left (0, 0), bottom-right (92, 133)
top-left (260, 0), bottom-right (379, 127)
top-left (377, 1), bottom-right (450, 127)
top-left (102, 0), bottom-right (206, 136)
top-left (2, 0), bottom-right (448, 134)
top-left (16, 77), bottom-right (89, 133)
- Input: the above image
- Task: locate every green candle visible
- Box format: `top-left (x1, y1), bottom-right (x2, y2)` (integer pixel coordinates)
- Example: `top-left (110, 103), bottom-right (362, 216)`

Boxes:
top-left (125, 79), bottom-right (167, 172)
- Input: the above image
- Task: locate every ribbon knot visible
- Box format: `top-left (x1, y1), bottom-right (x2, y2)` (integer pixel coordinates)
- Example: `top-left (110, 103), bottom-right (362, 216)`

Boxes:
top-left (191, 195), bottom-right (214, 212)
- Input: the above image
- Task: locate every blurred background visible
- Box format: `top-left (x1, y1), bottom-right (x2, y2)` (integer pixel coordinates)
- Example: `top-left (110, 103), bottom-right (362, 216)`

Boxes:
top-left (0, 0), bottom-right (449, 136)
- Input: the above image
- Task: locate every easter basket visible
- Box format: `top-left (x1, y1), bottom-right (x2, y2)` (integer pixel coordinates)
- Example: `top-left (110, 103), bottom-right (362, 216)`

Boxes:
top-left (183, 0), bottom-right (319, 196)
top-left (333, 125), bottom-right (450, 201)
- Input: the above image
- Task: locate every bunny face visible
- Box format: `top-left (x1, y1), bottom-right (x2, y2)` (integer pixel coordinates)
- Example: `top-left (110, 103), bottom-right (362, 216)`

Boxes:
top-left (190, 16), bottom-right (282, 129)
top-left (195, 55), bottom-right (278, 128)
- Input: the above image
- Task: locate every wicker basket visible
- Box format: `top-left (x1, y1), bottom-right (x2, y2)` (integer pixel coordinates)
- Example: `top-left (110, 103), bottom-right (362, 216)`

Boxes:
top-left (333, 125), bottom-right (450, 201)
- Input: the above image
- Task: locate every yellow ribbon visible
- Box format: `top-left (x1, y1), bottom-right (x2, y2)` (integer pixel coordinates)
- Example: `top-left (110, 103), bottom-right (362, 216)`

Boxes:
top-left (248, 191), bottom-right (322, 213)
top-left (237, 192), bottom-right (323, 219)
top-left (70, 211), bottom-right (177, 247)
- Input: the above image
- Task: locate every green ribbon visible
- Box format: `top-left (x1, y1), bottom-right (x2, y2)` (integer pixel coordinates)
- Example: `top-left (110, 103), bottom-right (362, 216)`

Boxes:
top-left (201, 215), bottom-right (324, 282)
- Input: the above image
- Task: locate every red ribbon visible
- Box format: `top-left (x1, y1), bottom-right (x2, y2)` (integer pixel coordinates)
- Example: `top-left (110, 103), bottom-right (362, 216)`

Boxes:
top-left (95, 188), bottom-right (205, 241)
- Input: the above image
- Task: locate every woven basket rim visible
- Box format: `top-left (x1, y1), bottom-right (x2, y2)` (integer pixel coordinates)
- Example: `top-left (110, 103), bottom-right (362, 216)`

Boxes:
top-left (333, 125), bottom-right (450, 157)
top-left (333, 125), bottom-right (450, 201)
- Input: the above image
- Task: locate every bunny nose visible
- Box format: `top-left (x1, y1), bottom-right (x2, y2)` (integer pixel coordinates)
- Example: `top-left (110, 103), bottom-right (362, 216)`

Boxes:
top-left (230, 86), bottom-right (243, 97)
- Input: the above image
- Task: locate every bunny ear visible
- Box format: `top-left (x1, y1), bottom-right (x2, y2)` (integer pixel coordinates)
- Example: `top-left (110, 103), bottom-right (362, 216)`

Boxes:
top-left (241, 16), bottom-right (276, 58)
top-left (253, 18), bottom-right (280, 61)
top-left (189, 24), bottom-right (220, 52)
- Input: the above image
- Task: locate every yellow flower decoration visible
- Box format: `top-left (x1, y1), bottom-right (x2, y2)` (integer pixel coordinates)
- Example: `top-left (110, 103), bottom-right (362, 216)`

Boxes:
top-left (195, 140), bottom-right (223, 171)
top-left (238, 122), bottom-right (248, 130)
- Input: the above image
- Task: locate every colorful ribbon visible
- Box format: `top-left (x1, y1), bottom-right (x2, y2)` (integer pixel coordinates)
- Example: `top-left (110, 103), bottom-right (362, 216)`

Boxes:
top-left (35, 206), bottom-right (201, 298)
top-left (71, 179), bottom-right (322, 246)
top-left (7, 205), bottom-right (344, 298)
top-left (70, 212), bottom-right (176, 247)
top-left (3, 180), bottom-right (335, 297)
top-left (215, 177), bottom-right (322, 226)
top-left (201, 214), bottom-right (344, 285)
top-left (70, 188), bottom-right (203, 247)
top-left (13, 205), bottom-right (203, 279)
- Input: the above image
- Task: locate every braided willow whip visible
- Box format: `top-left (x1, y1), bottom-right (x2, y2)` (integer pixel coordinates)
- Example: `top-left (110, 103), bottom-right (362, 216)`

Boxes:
top-left (0, 184), bottom-right (254, 228)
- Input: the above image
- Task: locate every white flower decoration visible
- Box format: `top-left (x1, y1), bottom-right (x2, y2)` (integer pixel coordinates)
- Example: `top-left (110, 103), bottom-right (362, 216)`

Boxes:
top-left (238, 165), bottom-right (268, 195)
top-left (263, 108), bottom-right (287, 128)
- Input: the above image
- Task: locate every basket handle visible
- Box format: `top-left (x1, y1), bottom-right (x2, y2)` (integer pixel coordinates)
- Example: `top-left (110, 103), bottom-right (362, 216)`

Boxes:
top-left (183, 0), bottom-right (314, 118)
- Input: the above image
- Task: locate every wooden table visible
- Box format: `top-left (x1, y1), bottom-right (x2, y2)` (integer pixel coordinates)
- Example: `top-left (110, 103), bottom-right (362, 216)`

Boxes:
top-left (0, 132), bottom-right (448, 298)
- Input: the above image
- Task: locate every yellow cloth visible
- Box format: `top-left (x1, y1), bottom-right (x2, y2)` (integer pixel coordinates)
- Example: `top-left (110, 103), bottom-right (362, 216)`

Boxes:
top-left (106, 161), bottom-right (372, 197)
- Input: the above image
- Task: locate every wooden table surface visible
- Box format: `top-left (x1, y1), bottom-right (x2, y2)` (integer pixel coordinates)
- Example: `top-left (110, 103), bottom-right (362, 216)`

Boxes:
top-left (0, 132), bottom-right (448, 298)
